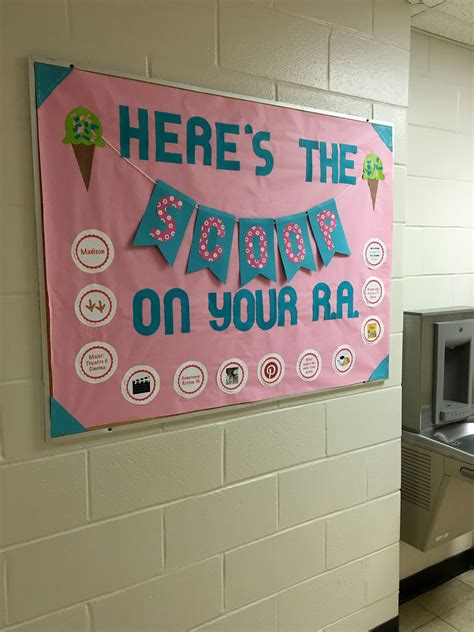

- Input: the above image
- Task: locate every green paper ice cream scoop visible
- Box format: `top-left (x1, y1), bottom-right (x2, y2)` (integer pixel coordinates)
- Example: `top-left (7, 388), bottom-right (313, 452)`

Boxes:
top-left (362, 153), bottom-right (385, 181)
top-left (63, 107), bottom-right (105, 147)
top-left (362, 153), bottom-right (385, 210)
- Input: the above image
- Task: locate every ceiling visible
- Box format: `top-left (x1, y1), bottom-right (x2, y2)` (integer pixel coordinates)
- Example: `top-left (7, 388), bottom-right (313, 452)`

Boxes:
top-left (407, 0), bottom-right (474, 47)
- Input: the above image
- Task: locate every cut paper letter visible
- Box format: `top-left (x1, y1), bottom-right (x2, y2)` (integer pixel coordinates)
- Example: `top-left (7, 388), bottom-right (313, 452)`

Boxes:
top-left (308, 198), bottom-right (351, 267)
top-left (239, 218), bottom-right (277, 285)
top-left (134, 180), bottom-right (196, 265)
top-left (187, 206), bottom-right (236, 283)
top-left (276, 212), bottom-right (316, 282)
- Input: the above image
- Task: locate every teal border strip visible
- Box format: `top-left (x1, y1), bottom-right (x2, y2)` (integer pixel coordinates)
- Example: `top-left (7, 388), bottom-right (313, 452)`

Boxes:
top-left (50, 397), bottom-right (87, 438)
top-left (369, 355), bottom-right (390, 382)
top-left (34, 61), bottom-right (72, 108)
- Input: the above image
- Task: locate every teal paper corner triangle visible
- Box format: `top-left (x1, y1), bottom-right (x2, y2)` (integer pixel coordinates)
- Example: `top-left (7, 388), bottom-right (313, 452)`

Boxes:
top-left (34, 62), bottom-right (72, 108)
top-left (50, 397), bottom-right (87, 438)
top-left (369, 355), bottom-right (390, 382)
top-left (371, 123), bottom-right (393, 152)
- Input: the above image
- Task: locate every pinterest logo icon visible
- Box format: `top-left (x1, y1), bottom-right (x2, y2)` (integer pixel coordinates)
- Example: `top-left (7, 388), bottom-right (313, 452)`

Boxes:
top-left (257, 353), bottom-right (285, 387)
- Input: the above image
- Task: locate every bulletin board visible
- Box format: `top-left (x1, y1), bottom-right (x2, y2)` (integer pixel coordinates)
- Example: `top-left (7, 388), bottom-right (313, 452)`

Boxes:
top-left (30, 59), bottom-right (393, 438)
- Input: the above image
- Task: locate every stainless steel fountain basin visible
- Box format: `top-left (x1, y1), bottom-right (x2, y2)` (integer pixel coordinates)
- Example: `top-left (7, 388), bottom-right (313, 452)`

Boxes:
top-left (403, 421), bottom-right (474, 465)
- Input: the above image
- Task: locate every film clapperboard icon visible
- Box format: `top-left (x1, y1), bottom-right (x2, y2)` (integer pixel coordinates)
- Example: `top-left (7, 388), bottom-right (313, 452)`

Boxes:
top-left (132, 376), bottom-right (151, 395)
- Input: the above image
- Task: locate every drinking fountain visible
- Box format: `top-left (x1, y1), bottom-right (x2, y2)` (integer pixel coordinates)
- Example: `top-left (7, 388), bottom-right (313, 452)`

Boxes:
top-left (401, 307), bottom-right (474, 551)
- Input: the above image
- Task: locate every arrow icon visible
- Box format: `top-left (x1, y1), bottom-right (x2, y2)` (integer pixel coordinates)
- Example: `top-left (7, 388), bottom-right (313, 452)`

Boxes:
top-left (85, 299), bottom-right (96, 313)
top-left (96, 300), bottom-right (106, 314)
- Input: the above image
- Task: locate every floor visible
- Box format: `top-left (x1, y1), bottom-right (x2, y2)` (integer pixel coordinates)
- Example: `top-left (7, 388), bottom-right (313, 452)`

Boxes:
top-left (399, 570), bottom-right (474, 632)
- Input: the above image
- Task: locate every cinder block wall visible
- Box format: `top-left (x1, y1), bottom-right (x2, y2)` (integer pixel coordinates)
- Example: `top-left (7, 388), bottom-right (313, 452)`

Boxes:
top-left (400, 30), bottom-right (474, 580)
top-left (405, 32), bottom-right (474, 310)
top-left (0, 1), bottom-right (409, 630)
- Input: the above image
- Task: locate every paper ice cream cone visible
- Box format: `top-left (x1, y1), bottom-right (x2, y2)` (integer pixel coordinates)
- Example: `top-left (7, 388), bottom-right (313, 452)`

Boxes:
top-left (72, 143), bottom-right (95, 190)
top-left (362, 153), bottom-right (385, 212)
top-left (368, 178), bottom-right (379, 210)
top-left (63, 107), bottom-right (105, 192)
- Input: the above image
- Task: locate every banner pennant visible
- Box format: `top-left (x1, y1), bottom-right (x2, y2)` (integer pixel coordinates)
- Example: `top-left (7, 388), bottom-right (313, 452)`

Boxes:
top-left (134, 185), bottom-right (351, 284)
top-left (133, 180), bottom-right (196, 266)
top-left (239, 218), bottom-right (277, 286)
top-left (275, 212), bottom-right (316, 282)
top-left (187, 206), bottom-right (236, 283)
top-left (307, 198), bottom-right (350, 267)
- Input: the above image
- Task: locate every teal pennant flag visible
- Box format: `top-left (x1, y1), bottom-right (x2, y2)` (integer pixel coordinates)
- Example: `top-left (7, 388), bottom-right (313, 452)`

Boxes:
top-left (307, 198), bottom-right (350, 267)
top-left (239, 218), bottom-right (277, 286)
top-left (276, 212), bottom-right (316, 281)
top-left (134, 180), bottom-right (196, 266)
top-left (187, 206), bottom-right (236, 283)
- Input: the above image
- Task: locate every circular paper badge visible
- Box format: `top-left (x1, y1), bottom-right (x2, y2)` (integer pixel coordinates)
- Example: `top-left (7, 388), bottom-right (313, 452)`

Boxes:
top-left (71, 229), bottom-right (114, 273)
top-left (332, 345), bottom-right (356, 376)
top-left (296, 349), bottom-right (322, 382)
top-left (75, 341), bottom-right (118, 384)
top-left (174, 361), bottom-right (208, 399)
top-left (362, 277), bottom-right (385, 308)
top-left (363, 238), bottom-right (386, 270)
top-left (216, 358), bottom-right (248, 395)
top-left (74, 285), bottom-right (117, 327)
top-left (121, 365), bottom-right (160, 405)
top-left (361, 316), bottom-right (384, 345)
top-left (257, 353), bottom-right (285, 387)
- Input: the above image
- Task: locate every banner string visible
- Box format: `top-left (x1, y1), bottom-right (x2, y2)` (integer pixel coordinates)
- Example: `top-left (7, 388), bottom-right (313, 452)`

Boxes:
top-left (103, 136), bottom-right (156, 185)
top-left (102, 135), bottom-right (355, 220)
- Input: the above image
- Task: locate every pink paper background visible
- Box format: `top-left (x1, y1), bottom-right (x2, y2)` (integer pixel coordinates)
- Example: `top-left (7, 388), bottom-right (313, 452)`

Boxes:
top-left (36, 67), bottom-right (393, 431)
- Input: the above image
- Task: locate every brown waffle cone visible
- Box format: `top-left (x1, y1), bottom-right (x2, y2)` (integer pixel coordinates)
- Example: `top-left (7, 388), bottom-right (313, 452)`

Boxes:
top-left (72, 144), bottom-right (95, 190)
top-left (368, 178), bottom-right (379, 210)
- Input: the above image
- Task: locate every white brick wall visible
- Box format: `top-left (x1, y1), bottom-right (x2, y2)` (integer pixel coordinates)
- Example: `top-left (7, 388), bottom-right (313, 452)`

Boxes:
top-left (4, 607), bottom-right (90, 632)
top-left (89, 426), bottom-right (223, 518)
top-left (193, 598), bottom-right (277, 632)
top-left (1, 452), bottom-right (88, 545)
top-left (400, 30), bottom-right (474, 578)
top-left (326, 493), bottom-right (400, 569)
top-left (323, 594), bottom-right (398, 632)
top-left (92, 557), bottom-right (223, 632)
top-left (0, 1), bottom-right (409, 630)
top-left (225, 519), bottom-right (326, 610)
top-left (278, 450), bottom-right (368, 527)
top-left (224, 404), bottom-right (326, 482)
top-left (6, 509), bottom-right (164, 624)
top-left (404, 32), bottom-right (474, 311)
top-left (277, 559), bottom-right (367, 631)
top-left (165, 477), bottom-right (278, 570)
